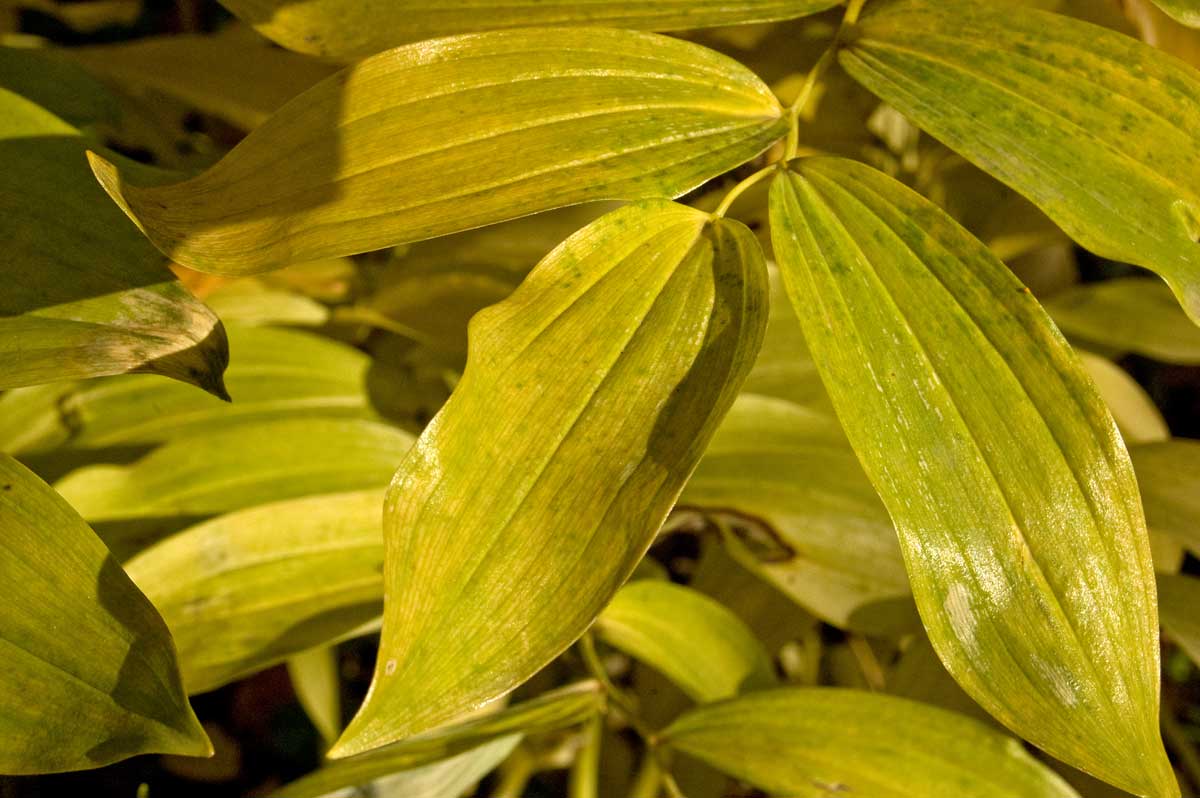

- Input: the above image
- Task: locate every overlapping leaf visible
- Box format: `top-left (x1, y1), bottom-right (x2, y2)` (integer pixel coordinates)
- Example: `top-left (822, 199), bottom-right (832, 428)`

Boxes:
top-left (595, 580), bottom-right (777, 702)
top-left (1130, 440), bottom-right (1200, 555)
top-left (287, 647), bottom-right (342, 748)
top-left (1150, 0), bottom-right (1200, 27)
top-left (770, 157), bottom-right (1174, 797)
top-left (1077, 352), bottom-right (1170, 445)
top-left (216, 0), bottom-right (840, 58)
top-left (0, 87), bottom-right (227, 393)
top-left (331, 200), bottom-right (767, 755)
top-left (0, 453), bottom-right (210, 772)
top-left (125, 490), bottom-right (385, 693)
top-left (661, 689), bottom-right (1081, 797)
top-left (1157, 574), bottom-right (1200, 666)
top-left (841, 0), bottom-right (1200, 324)
top-left (88, 28), bottom-right (786, 274)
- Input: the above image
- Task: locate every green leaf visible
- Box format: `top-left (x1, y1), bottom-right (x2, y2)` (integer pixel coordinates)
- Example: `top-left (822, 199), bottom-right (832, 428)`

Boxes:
top-left (1149, 0), bottom-right (1200, 27)
top-left (274, 682), bottom-right (602, 798)
top-left (841, 0), bottom-right (1200, 324)
top-left (0, 453), bottom-right (210, 772)
top-left (331, 200), bottom-right (767, 756)
top-left (0, 46), bottom-right (121, 129)
top-left (88, 28), bottom-right (786, 275)
top-left (769, 157), bottom-right (1175, 798)
top-left (205, 284), bottom-right (330, 327)
top-left (125, 490), bottom-right (384, 693)
top-left (353, 736), bottom-right (519, 798)
top-left (0, 324), bottom-right (374, 456)
top-left (1045, 279), bottom-right (1200, 365)
top-left (740, 265), bottom-right (829, 409)
top-left (287, 647), bottom-right (342, 749)
top-left (595, 580), bottom-right (777, 702)
top-left (661, 688), bottom-right (1081, 798)
top-left (681, 393), bottom-right (912, 631)
top-left (1157, 574), bottom-right (1200, 667)
top-left (1130, 440), bottom-right (1200, 556)
top-left (216, 0), bottom-right (840, 58)
top-left (0, 87), bottom-right (228, 395)
top-left (54, 417), bottom-right (412, 522)
top-left (1077, 352), bottom-right (1170, 445)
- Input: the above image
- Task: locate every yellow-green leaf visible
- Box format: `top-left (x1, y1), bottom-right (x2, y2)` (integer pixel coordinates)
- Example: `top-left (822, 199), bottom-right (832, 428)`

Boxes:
top-left (1157, 574), bottom-right (1200, 666)
top-left (841, 0), bottom-right (1200, 324)
top-left (216, 0), bottom-right (840, 58)
top-left (0, 87), bottom-right (228, 394)
top-left (275, 682), bottom-right (602, 798)
top-left (595, 580), bottom-right (777, 702)
top-left (1078, 352), bottom-right (1170, 445)
top-left (1045, 279), bottom-right (1200, 365)
top-left (1130, 440), bottom-right (1200, 555)
top-left (88, 28), bottom-right (785, 275)
top-left (0, 453), bottom-right (210, 773)
top-left (0, 325), bottom-right (373, 456)
top-left (769, 157), bottom-right (1175, 797)
top-left (54, 418), bottom-right (411, 522)
top-left (332, 200), bottom-right (767, 755)
top-left (288, 646), bottom-right (342, 749)
top-left (661, 688), bottom-right (1081, 798)
top-left (348, 736), bottom-right (519, 798)
top-left (126, 490), bottom-right (383, 694)
top-left (1150, 0), bottom-right (1200, 27)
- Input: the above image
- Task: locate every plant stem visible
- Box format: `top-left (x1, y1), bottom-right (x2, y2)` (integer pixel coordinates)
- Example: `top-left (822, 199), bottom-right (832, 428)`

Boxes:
top-left (492, 747), bottom-right (536, 798)
top-left (711, 164), bottom-right (778, 218)
top-left (569, 715), bottom-right (604, 798)
top-left (627, 750), bottom-right (662, 798)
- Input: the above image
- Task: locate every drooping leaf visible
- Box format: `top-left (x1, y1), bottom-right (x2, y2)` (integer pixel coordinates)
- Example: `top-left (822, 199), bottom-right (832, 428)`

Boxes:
top-left (1077, 352), bottom-right (1170, 445)
top-left (769, 157), bottom-right (1175, 797)
top-left (595, 580), bottom-right (777, 702)
top-left (840, 0), bottom-right (1200, 324)
top-left (0, 87), bottom-right (228, 394)
top-left (680, 393), bottom-right (912, 631)
top-left (287, 646), bottom-right (342, 748)
top-left (275, 682), bottom-right (602, 798)
top-left (0, 453), bottom-right (210, 773)
top-left (87, 28), bottom-right (786, 275)
top-left (0, 325), bottom-right (374, 456)
top-left (125, 490), bottom-right (384, 693)
top-left (661, 688), bottom-right (1081, 798)
top-left (54, 418), bottom-right (411, 522)
top-left (1157, 574), bottom-right (1200, 666)
top-left (1130, 440), bottom-right (1200, 555)
top-left (1149, 0), bottom-right (1200, 27)
top-left (331, 200), bottom-right (767, 755)
top-left (215, 0), bottom-right (840, 58)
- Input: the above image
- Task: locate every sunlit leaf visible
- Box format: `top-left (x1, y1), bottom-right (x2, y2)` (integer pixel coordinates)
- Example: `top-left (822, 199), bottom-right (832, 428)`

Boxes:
top-left (216, 0), bottom-right (840, 58)
top-left (1130, 440), bottom-right (1200, 555)
top-left (1045, 278), bottom-right (1200, 365)
top-left (841, 0), bottom-right (1200, 324)
top-left (331, 200), bottom-right (767, 755)
top-left (0, 87), bottom-right (227, 394)
top-left (662, 688), bottom-right (1081, 798)
top-left (288, 646), bottom-right (342, 748)
top-left (0, 453), bottom-right (210, 773)
top-left (595, 580), bottom-right (777, 702)
top-left (1157, 574), bottom-right (1200, 666)
top-left (0, 325), bottom-right (373, 455)
top-left (681, 394), bottom-right (912, 631)
top-left (1077, 352), bottom-right (1170, 445)
top-left (87, 28), bottom-right (786, 275)
top-left (125, 490), bottom-right (383, 693)
top-left (769, 157), bottom-right (1174, 797)
top-left (1149, 0), bottom-right (1200, 27)
top-left (54, 418), bottom-right (411, 522)
top-left (275, 682), bottom-right (602, 798)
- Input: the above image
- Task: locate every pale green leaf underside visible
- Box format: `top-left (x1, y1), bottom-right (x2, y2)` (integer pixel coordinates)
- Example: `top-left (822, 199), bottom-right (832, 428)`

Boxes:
top-left (769, 158), bottom-right (1173, 797)
top-left (88, 28), bottom-right (785, 275)
top-left (0, 324), bottom-right (374, 456)
top-left (1157, 574), bottom-right (1200, 667)
top-left (0, 453), bottom-right (209, 773)
top-left (0, 87), bottom-right (228, 394)
top-left (54, 417), bottom-right (412, 522)
top-left (1130, 440), bottom-right (1200, 556)
top-left (217, 0), bottom-right (840, 58)
top-left (275, 682), bottom-right (602, 798)
top-left (842, 0), bottom-right (1200, 324)
top-left (1149, 0), bottom-right (1200, 27)
top-left (662, 688), bottom-right (1080, 798)
top-left (126, 490), bottom-right (385, 694)
top-left (332, 200), bottom-right (767, 755)
top-left (595, 579), bottom-right (777, 702)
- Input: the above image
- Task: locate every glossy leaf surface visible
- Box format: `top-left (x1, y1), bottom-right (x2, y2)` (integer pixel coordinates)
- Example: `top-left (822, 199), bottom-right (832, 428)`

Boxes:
top-left (88, 28), bottom-right (785, 274)
top-left (0, 87), bottom-right (227, 394)
top-left (595, 580), bottom-right (776, 702)
top-left (332, 200), bottom-right (767, 755)
top-left (217, 0), bottom-right (839, 58)
top-left (769, 157), bottom-right (1174, 797)
top-left (842, 0), bottom-right (1200, 324)
top-left (0, 453), bottom-right (209, 772)
top-left (125, 490), bottom-right (384, 693)
top-left (662, 688), bottom-right (1081, 798)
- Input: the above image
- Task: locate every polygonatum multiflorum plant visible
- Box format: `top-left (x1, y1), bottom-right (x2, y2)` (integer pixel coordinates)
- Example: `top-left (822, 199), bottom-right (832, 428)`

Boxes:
top-left (2, 0), bottom-right (1200, 796)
